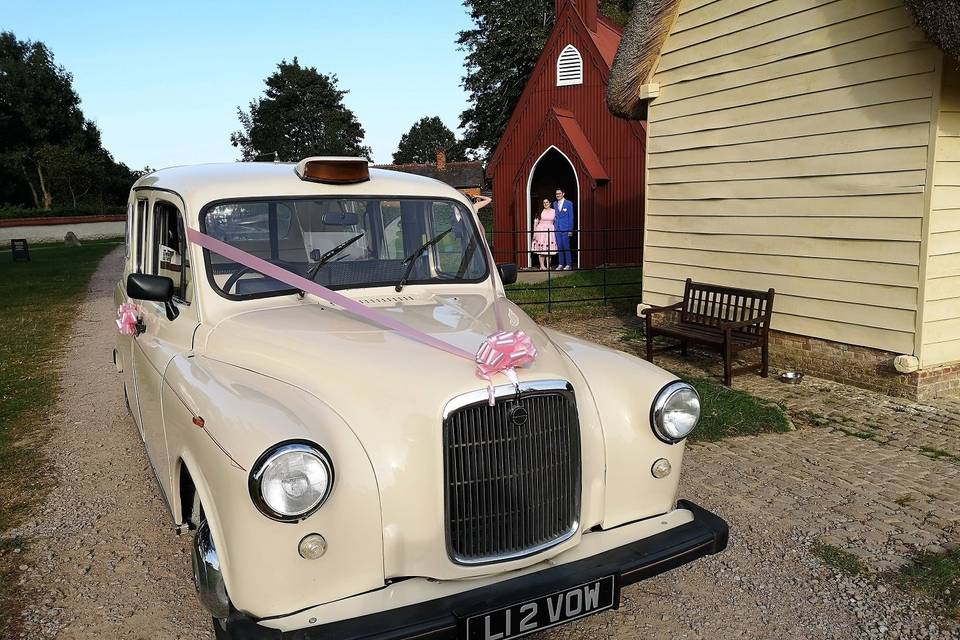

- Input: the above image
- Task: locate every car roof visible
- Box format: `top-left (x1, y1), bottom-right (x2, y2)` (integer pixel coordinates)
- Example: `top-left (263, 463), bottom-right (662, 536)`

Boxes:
top-left (132, 161), bottom-right (473, 223)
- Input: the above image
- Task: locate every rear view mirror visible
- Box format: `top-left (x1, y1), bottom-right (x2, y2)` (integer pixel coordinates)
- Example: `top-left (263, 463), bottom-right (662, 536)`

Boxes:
top-left (322, 211), bottom-right (359, 226)
top-left (497, 263), bottom-right (518, 285)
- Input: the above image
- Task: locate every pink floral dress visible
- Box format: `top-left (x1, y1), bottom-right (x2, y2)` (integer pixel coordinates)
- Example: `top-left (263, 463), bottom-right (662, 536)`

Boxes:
top-left (532, 210), bottom-right (557, 255)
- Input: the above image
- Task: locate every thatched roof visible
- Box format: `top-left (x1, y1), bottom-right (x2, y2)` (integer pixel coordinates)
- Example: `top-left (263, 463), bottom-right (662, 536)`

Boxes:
top-left (606, 0), bottom-right (682, 119)
top-left (607, 0), bottom-right (960, 120)
top-left (904, 0), bottom-right (960, 64)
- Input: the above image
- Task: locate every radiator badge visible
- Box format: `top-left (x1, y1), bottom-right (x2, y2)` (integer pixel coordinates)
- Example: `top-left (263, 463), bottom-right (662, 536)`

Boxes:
top-left (509, 405), bottom-right (529, 427)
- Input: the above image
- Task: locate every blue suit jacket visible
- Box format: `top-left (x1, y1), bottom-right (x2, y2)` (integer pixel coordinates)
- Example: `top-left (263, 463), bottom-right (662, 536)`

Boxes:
top-left (554, 199), bottom-right (574, 232)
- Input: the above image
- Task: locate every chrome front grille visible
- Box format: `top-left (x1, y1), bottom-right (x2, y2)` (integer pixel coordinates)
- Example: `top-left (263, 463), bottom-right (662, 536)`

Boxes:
top-left (443, 381), bottom-right (581, 565)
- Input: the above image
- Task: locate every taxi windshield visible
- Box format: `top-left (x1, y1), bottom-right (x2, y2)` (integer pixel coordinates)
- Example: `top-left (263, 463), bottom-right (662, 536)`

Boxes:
top-left (201, 197), bottom-right (488, 298)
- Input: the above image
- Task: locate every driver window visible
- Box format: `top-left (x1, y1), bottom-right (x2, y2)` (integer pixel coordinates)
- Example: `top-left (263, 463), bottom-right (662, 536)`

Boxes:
top-left (151, 201), bottom-right (191, 302)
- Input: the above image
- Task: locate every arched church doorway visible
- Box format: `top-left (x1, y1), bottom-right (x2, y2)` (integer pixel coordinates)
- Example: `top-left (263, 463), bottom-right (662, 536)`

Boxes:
top-left (527, 146), bottom-right (578, 269)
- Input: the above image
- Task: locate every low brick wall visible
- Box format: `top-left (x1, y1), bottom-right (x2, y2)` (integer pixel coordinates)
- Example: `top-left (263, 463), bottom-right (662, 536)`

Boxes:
top-left (0, 215), bottom-right (125, 244)
top-left (768, 332), bottom-right (911, 396)
top-left (0, 214), bottom-right (125, 228)
top-left (768, 331), bottom-right (958, 402)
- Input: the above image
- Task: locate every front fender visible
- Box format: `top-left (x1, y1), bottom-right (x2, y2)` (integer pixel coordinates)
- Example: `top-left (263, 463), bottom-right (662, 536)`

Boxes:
top-left (161, 354), bottom-right (383, 619)
top-left (544, 328), bottom-right (686, 528)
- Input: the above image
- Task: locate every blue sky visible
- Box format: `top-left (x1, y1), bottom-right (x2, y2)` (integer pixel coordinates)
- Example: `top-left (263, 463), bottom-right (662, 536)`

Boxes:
top-left (1, 1), bottom-right (474, 168)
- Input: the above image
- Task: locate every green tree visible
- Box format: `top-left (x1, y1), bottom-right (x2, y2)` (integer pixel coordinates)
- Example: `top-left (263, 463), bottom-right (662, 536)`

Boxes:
top-left (599, 0), bottom-right (637, 28)
top-left (457, 0), bottom-right (637, 157)
top-left (0, 32), bottom-right (87, 208)
top-left (231, 58), bottom-right (371, 161)
top-left (37, 141), bottom-right (131, 211)
top-left (0, 31), bottom-right (133, 210)
top-left (393, 117), bottom-right (467, 164)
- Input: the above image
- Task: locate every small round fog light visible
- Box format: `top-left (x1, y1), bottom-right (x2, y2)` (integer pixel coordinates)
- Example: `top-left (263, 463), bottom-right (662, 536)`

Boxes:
top-left (651, 458), bottom-right (672, 479)
top-left (299, 534), bottom-right (327, 560)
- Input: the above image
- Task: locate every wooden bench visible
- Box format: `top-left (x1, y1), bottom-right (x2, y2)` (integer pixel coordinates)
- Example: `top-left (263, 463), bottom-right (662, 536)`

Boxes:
top-left (640, 279), bottom-right (776, 386)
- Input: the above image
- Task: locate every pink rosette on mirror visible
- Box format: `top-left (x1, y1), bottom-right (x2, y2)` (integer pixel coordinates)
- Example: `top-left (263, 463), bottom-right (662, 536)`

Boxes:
top-left (116, 303), bottom-right (140, 336)
top-left (475, 330), bottom-right (538, 406)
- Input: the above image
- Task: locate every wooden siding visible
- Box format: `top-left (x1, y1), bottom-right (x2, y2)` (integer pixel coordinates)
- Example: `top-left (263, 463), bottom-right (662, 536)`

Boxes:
top-left (923, 64), bottom-right (960, 366)
top-left (643, 0), bottom-right (940, 355)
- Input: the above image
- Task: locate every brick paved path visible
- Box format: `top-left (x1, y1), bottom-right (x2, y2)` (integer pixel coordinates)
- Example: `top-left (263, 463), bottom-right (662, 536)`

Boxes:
top-left (544, 312), bottom-right (960, 573)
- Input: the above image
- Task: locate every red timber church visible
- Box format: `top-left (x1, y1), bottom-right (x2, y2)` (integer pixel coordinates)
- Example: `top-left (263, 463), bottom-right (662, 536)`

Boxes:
top-left (487, 0), bottom-right (646, 269)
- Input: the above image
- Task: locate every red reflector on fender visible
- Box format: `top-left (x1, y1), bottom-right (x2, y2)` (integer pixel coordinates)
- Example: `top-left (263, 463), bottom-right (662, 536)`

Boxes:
top-left (295, 157), bottom-right (370, 184)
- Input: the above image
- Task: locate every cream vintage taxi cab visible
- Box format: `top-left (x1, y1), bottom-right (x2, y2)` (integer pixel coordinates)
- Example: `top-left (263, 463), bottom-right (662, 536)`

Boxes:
top-left (114, 157), bottom-right (727, 640)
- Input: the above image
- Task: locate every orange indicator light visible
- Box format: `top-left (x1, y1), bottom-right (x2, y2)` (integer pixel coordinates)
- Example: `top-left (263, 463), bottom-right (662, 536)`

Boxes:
top-left (295, 157), bottom-right (370, 184)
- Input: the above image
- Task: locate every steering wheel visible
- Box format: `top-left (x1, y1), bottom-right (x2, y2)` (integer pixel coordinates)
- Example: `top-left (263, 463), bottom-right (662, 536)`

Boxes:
top-left (223, 259), bottom-right (297, 294)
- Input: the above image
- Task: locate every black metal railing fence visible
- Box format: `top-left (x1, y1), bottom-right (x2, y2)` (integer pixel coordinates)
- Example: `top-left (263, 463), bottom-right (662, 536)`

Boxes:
top-left (488, 228), bottom-right (644, 312)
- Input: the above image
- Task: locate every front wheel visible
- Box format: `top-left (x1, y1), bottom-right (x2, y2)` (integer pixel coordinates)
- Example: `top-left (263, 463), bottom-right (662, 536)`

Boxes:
top-left (212, 616), bottom-right (231, 639)
top-left (190, 494), bottom-right (231, 632)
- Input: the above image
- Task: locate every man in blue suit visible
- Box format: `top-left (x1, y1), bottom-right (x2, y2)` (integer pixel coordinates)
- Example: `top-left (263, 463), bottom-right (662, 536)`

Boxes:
top-left (553, 188), bottom-right (575, 270)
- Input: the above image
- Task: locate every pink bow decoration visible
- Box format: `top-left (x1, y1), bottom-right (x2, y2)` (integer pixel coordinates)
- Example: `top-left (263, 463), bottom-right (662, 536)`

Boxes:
top-left (475, 330), bottom-right (538, 405)
top-left (116, 303), bottom-right (140, 336)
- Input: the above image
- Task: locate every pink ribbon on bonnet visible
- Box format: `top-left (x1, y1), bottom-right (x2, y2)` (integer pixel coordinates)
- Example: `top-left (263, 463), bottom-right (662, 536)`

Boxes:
top-left (476, 330), bottom-right (538, 405)
top-left (184, 228), bottom-right (539, 406)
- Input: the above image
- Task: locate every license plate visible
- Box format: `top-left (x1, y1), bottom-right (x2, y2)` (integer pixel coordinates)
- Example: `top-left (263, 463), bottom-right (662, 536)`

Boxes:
top-left (464, 575), bottom-right (617, 640)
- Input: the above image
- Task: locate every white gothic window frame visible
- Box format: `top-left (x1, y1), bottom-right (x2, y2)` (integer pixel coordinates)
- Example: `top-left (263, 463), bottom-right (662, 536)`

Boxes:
top-left (556, 44), bottom-right (584, 87)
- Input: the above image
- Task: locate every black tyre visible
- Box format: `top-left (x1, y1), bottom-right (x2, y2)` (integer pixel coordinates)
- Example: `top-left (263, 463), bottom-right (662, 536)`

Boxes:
top-left (212, 616), bottom-right (232, 639)
top-left (190, 492), bottom-right (231, 634)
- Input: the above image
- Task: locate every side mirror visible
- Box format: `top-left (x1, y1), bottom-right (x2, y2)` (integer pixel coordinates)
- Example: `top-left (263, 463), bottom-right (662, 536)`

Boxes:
top-left (127, 273), bottom-right (179, 320)
top-left (497, 263), bottom-right (518, 285)
top-left (127, 273), bottom-right (174, 302)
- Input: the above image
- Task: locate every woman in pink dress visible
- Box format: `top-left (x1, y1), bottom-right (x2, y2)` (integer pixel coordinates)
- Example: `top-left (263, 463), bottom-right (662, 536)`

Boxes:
top-left (531, 199), bottom-right (558, 270)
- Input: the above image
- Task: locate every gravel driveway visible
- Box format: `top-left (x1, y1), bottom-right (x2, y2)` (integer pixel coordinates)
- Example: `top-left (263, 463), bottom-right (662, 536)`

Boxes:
top-left (9, 248), bottom-right (210, 640)
top-left (8, 252), bottom-right (958, 639)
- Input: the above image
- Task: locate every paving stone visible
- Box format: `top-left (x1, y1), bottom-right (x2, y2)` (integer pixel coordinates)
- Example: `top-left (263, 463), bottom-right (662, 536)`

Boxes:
top-left (544, 311), bottom-right (960, 570)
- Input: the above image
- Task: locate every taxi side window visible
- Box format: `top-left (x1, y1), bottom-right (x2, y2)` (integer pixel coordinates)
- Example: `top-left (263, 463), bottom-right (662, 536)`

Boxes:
top-left (124, 202), bottom-right (132, 259)
top-left (151, 201), bottom-right (191, 302)
top-left (134, 198), bottom-right (149, 273)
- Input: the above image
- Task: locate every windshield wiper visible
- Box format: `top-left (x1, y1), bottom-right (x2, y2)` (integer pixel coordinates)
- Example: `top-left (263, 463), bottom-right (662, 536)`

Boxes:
top-left (307, 232), bottom-right (365, 281)
top-left (395, 228), bottom-right (453, 292)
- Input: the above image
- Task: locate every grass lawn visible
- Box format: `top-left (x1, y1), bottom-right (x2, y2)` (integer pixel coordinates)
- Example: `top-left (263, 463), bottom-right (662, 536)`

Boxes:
top-left (684, 376), bottom-right (792, 442)
top-left (813, 542), bottom-right (866, 575)
top-left (0, 239), bottom-right (120, 630)
top-left (608, 326), bottom-right (792, 442)
top-left (506, 266), bottom-right (643, 320)
top-left (894, 547), bottom-right (960, 619)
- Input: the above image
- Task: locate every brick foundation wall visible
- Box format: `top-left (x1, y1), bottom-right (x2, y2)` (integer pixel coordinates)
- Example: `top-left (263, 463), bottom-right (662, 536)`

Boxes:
top-left (768, 331), bottom-right (959, 401)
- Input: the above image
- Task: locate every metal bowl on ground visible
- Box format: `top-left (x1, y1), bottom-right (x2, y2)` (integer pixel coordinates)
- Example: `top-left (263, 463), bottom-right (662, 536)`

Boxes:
top-left (778, 371), bottom-right (803, 384)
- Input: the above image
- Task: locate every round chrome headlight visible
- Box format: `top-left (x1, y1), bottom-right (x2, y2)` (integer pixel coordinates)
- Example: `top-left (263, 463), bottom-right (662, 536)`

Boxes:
top-left (651, 381), bottom-right (701, 443)
top-left (249, 442), bottom-right (334, 522)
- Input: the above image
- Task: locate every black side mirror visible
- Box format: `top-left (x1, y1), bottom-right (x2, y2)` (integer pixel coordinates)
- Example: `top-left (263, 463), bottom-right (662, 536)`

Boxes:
top-left (127, 273), bottom-right (179, 320)
top-left (127, 273), bottom-right (174, 302)
top-left (497, 263), bottom-right (518, 285)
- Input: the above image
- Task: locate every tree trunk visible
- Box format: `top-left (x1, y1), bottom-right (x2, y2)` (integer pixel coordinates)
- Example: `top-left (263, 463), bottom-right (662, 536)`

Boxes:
top-left (20, 161), bottom-right (41, 208)
top-left (37, 164), bottom-right (53, 209)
